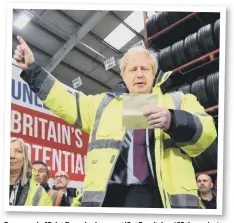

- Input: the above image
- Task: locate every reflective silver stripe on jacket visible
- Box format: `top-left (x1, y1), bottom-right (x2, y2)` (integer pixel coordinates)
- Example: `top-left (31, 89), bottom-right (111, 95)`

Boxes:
top-left (37, 73), bottom-right (56, 101)
top-left (89, 94), bottom-right (116, 150)
top-left (170, 92), bottom-right (204, 146)
top-left (171, 91), bottom-right (182, 110)
top-left (74, 92), bottom-right (82, 128)
top-left (51, 190), bottom-right (58, 206)
top-left (88, 139), bottom-right (122, 151)
top-left (176, 115), bottom-right (203, 147)
top-left (82, 191), bottom-right (105, 206)
top-left (91, 95), bottom-right (114, 141)
top-left (32, 186), bottom-right (43, 206)
top-left (169, 194), bottom-right (199, 208)
top-left (194, 112), bottom-right (210, 116)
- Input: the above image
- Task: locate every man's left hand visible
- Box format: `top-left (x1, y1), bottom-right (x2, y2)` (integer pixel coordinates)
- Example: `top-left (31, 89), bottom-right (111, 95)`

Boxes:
top-left (144, 107), bottom-right (172, 131)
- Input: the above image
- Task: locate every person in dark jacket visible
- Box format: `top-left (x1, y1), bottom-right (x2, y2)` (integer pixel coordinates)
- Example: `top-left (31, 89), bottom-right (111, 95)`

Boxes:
top-left (197, 174), bottom-right (217, 209)
top-left (53, 171), bottom-right (76, 206)
top-left (32, 161), bottom-right (69, 206)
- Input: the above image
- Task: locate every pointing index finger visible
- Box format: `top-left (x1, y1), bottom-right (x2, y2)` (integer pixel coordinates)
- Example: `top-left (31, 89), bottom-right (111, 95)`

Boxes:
top-left (17, 35), bottom-right (27, 46)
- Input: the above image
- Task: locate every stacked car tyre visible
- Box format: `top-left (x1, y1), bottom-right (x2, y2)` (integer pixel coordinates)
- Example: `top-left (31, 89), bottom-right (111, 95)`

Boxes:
top-left (214, 19), bottom-right (220, 48)
top-left (197, 24), bottom-right (216, 54)
top-left (184, 32), bottom-right (203, 61)
top-left (171, 40), bottom-right (189, 67)
top-left (158, 46), bottom-right (175, 71)
top-left (206, 72), bottom-right (219, 106)
top-left (191, 77), bottom-right (210, 108)
top-left (146, 12), bottom-right (189, 37)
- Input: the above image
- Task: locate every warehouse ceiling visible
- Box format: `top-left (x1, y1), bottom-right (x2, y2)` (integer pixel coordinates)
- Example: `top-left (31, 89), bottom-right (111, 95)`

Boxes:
top-left (12, 9), bottom-right (146, 95)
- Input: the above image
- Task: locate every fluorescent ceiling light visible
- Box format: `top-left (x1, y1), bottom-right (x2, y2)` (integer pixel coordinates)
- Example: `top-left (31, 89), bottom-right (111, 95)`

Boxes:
top-left (124, 11), bottom-right (144, 33)
top-left (104, 11), bottom-right (145, 50)
top-left (14, 14), bottom-right (31, 29)
top-left (79, 41), bottom-right (106, 59)
top-left (104, 23), bottom-right (135, 50)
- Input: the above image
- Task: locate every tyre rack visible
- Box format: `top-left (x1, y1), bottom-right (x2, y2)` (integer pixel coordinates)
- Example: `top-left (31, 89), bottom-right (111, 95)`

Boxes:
top-left (206, 105), bottom-right (218, 113)
top-left (143, 11), bottom-right (219, 182)
top-left (171, 49), bottom-right (219, 113)
top-left (172, 49), bottom-right (219, 73)
top-left (146, 12), bottom-right (200, 46)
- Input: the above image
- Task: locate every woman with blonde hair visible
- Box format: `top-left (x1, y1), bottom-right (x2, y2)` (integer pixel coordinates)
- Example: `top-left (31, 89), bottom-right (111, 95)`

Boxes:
top-left (10, 137), bottom-right (52, 206)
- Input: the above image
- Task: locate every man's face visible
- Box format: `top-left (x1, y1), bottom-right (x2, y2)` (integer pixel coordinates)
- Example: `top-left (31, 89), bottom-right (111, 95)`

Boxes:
top-left (54, 171), bottom-right (69, 189)
top-left (10, 141), bottom-right (24, 172)
top-left (122, 52), bottom-right (155, 94)
top-left (197, 174), bottom-right (213, 193)
top-left (33, 164), bottom-right (49, 185)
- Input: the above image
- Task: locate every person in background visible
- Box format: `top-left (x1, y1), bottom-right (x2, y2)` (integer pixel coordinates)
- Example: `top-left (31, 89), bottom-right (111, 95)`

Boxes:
top-left (53, 171), bottom-right (76, 206)
top-left (10, 137), bottom-right (52, 206)
top-left (197, 174), bottom-right (217, 209)
top-left (32, 160), bottom-right (69, 206)
top-left (14, 36), bottom-right (217, 208)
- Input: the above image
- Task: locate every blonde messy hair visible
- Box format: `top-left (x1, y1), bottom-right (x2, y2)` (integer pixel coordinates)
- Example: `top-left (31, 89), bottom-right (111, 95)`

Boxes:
top-left (10, 137), bottom-right (32, 186)
top-left (119, 47), bottom-right (158, 76)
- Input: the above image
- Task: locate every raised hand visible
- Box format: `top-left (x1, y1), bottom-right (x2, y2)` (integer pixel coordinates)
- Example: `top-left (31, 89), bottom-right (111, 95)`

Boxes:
top-left (13, 36), bottom-right (35, 70)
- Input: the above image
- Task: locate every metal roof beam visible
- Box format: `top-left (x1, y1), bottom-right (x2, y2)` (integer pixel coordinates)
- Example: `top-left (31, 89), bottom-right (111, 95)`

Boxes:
top-left (58, 10), bottom-right (122, 55)
top-left (15, 9), bottom-right (120, 77)
top-left (12, 35), bottom-right (111, 90)
top-left (46, 10), bottom-right (109, 72)
top-left (59, 61), bottom-right (111, 90)
top-left (23, 9), bottom-right (120, 76)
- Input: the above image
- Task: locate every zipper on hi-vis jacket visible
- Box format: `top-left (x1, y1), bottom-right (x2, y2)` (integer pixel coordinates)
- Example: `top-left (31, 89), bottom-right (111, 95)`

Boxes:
top-left (158, 132), bottom-right (168, 208)
top-left (160, 144), bottom-right (167, 207)
top-left (159, 164), bottom-right (168, 207)
top-left (155, 92), bottom-right (169, 208)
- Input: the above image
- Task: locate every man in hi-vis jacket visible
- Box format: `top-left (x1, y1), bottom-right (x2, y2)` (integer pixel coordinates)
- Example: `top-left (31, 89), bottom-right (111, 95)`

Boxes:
top-left (13, 35), bottom-right (216, 208)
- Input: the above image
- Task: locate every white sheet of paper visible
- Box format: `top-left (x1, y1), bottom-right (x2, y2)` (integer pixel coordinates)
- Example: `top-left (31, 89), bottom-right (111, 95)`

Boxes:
top-left (122, 93), bottom-right (158, 129)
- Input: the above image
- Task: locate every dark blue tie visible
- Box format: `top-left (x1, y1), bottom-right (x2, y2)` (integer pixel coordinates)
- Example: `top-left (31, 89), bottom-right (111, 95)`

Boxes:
top-left (133, 129), bottom-right (148, 182)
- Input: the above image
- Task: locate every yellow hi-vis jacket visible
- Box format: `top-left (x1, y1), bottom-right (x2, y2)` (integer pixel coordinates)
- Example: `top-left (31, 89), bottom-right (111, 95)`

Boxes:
top-left (21, 64), bottom-right (217, 208)
top-left (21, 170), bottom-right (52, 206)
top-left (24, 179), bottom-right (52, 206)
top-left (72, 188), bottom-right (83, 207)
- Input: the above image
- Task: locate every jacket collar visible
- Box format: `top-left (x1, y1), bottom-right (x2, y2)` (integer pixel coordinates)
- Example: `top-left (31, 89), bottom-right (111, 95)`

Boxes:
top-left (106, 92), bottom-right (124, 100)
